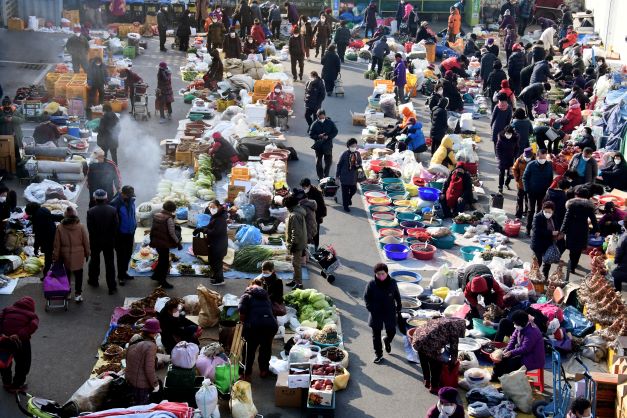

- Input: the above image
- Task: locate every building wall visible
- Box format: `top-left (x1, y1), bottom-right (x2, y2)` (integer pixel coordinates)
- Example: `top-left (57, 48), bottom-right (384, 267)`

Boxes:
top-left (585, 0), bottom-right (627, 62)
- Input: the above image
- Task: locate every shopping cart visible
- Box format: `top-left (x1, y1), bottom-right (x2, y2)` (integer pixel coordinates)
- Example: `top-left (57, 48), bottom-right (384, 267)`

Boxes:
top-left (131, 83), bottom-right (151, 121)
top-left (311, 245), bottom-right (341, 284)
top-left (319, 177), bottom-right (340, 203)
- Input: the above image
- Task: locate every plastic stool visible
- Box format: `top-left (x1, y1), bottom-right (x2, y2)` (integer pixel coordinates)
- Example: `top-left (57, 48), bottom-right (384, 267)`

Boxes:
top-left (526, 368), bottom-right (544, 393)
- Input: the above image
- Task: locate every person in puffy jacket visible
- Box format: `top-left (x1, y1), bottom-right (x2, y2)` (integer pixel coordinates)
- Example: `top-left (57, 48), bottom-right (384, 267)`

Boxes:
top-left (464, 274), bottom-right (506, 319)
top-left (561, 188), bottom-right (599, 273)
top-left (559, 26), bottom-right (578, 51)
top-left (491, 93), bottom-right (512, 152)
top-left (486, 60), bottom-right (507, 109)
top-left (336, 138), bottom-right (363, 213)
top-left (96, 103), bottom-right (120, 165)
top-left (392, 53), bottom-right (406, 104)
top-left (531, 201), bottom-right (559, 278)
top-left (258, 260), bottom-right (284, 306)
top-left (304, 71), bottom-right (326, 128)
top-left (499, 8), bottom-right (515, 30)
top-left (284, 195), bottom-right (307, 289)
top-left (234, 0), bottom-right (253, 37)
top-left (567, 148), bottom-right (598, 186)
top-left (463, 33), bottom-right (480, 58)
top-left (157, 299), bottom-right (200, 354)
top-left (265, 83), bottom-right (289, 127)
top-left (250, 19), bottom-right (265, 45)
top-left (431, 136), bottom-right (457, 170)
top-left (199, 200), bottom-right (228, 285)
top-left (239, 279), bottom-right (278, 380)
top-left (496, 125), bottom-right (519, 193)
top-left (519, 82), bottom-right (551, 121)
top-left (223, 28), bottom-right (242, 59)
top-left (312, 13), bottom-right (332, 58)
top-left (442, 162), bottom-right (473, 217)
top-left (430, 97), bottom-right (449, 155)
top-left (557, 99), bottom-right (582, 134)
top-left (523, 149), bottom-right (554, 234)
top-left (442, 71), bottom-right (464, 112)
top-left (293, 188), bottom-right (317, 245)
top-left (321, 45), bottom-right (341, 95)
top-left (426, 387), bottom-right (464, 418)
top-left (309, 109), bottom-right (337, 179)
top-left (364, 2), bottom-right (378, 38)
top-left (600, 152), bottom-right (627, 191)
top-left (530, 59), bottom-right (553, 84)
top-left (298, 15), bottom-right (313, 59)
top-left (512, 148), bottom-right (534, 218)
top-left (289, 29), bottom-right (305, 82)
top-left (507, 44), bottom-right (526, 95)
top-left (207, 19), bottom-right (227, 51)
top-left (285, 1), bottom-right (299, 25)
top-left (333, 20), bottom-right (351, 63)
top-left (480, 48), bottom-right (498, 86)
top-left (301, 178), bottom-right (327, 249)
top-left (405, 119), bottom-right (427, 154)
top-left (53, 207), bottom-right (90, 303)
top-left (176, 10), bottom-right (193, 51)
top-left (440, 55), bottom-right (468, 78)
top-left (370, 36), bottom-right (390, 76)
top-left (511, 107), bottom-right (533, 150)
top-left (0, 297), bottom-right (38, 392)
top-left (364, 263), bottom-right (401, 364)
top-left (150, 201), bottom-right (182, 289)
top-left (447, 7), bottom-right (461, 42)
top-left (269, 4), bottom-right (282, 39)
top-left (125, 319), bottom-right (160, 405)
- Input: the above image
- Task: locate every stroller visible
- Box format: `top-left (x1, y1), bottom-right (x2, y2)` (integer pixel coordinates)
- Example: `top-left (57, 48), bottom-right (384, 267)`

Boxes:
top-left (42, 262), bottom-right (70, 312)
top-left (16, 391), bottom-right (78, 418)
top-left (311, 245), bottom-right (341, 284)
top-left (319, 177), bottom-right (340, 203)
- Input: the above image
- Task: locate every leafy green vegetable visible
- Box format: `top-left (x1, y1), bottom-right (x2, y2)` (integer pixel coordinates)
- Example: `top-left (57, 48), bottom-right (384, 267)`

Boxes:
top-left (232, 245), bottom-right (274, 272)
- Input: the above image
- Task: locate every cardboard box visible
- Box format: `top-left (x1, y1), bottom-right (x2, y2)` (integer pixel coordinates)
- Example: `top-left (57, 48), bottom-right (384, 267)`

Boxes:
top-left (275, 372), bottom-right (303, 407)
top-left (226, 185), bottom-right (246, 203)
top-left (8, 18), bottom-right (24, 31)
top-left (308, 377), bottom-right (335, 407)
top-left (288, 363), bottom-right (311, 389)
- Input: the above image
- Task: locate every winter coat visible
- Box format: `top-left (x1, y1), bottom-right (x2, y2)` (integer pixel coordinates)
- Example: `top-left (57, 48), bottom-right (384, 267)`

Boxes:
top-left (299, 21), bottom-right (313, 48)
top-left (410, 317), bottom-right (466, 359)
top-left (507, 51), bottom-right (526, 78)
top-left (480, 52), bottom-right (498, 84)
top-left (496, 132), bottom-right (519, 170)
top-left (523, 160), bottom-right (554, 194)
top-left (304, 77), bottom-right (326, 109)
top-left (512, 156), bottom-right (530, 190)
top-left (406, 122), bottom-right (426, 152)
top-left (299, 199), bottom-right (318, 243)
top-left (336, 149), bottom-right (362, 186)
top-left (601, 162), bottom-right (627, 191)
top-left (504, 28), bottom-right (517, 51)
top-left (426, 404), bottom-right (464, 418)
top-left (309, 118), bottom-right (337, 154)
top-left (0, 107), bottom-right (24, 148)
top-left (443, 166), bottom-right (473, 208)
top-left (560, 106), bottom-right (582, 134)
top-left (511, 118), bottom-right (533, 150)
top-left (460, 264), bottom-right (493, 289)
top-left (520, 63), bottom-right (534, 90)
top-left (286, 206), bottom-right (307, 252)
top-left (196, 0), bottom-right (209, 21)
top-left (463, 39), bottom-right (479, 57)
top-left (612, 233), bottom-right (627, 282)
top-left (157, 10), bottom-right (168, 31)
top-left (288, 35), bottom-right (305, 58)
top-left (305, 186), bottom-right (327, 223)
top-left (561, 31), bottom-right (577, 50)
top-left (464, 275), bottom-right (505, 308)
top-left (363, 277), bottom-right (401, 329)
top-left (176, 13), bottom-right (192, 37)
top-left (545, 188), bottom-right (567, 229)
top-left (208, 22), bottom-right (226, 45)
top-left (87, 202), bottom-right (119, 248)
top-left (0, 297), bottom-right (39, 342)
top-left (260, 273), bottom-right (284, 305)
top-left (97, 110), bottom-right (120, 150)
top-left (157, 68), bottom-right (174, 104)
top-left (251, 24), bottom-right (265, 45)
top-left (110, 195), bottom-right (137, 235)
top-left (286, 3), bottom-right (299, 24)
top-left (87, 61), bottom-right (108, 89)
top-left (87, 160), bottom-right (120, 200)
top-left (568, 153), bottom-right (598, 184)
top-left (519, 82), bottom-right (545, 105)
top-left (333, 27), bottom-right (351, 46)
top-left (486, 68), bottom-right (507, 98)
top-left (430, 104), bottom-right (448, 141)
top-left (243, 38), bottom-right (259, 55)
top-left (125, 338), bottom-right (158, 389)
top-left (396, 2), bottom-right (404, 20)
top-left (250, 3), bottom-right (263, 22)
top-left (53, 217), bottom-right (90, 271)
top-left (371, 38), bottom-right (390, 59)
top-left (234, 3), bottom-right (253, 26)
top-left (321, 51), bottom-right (341, 86)
top-left (441, 57), bottom-right (463, 73)
top-left (122, 69), bottom-right (143, 96)
top-left (491, 104), bottom-right (512, 143)
top-left (201, 209), bottom-right (228, 259)
top-left (269, 6), bottom-right (282, 22)
top-left (442, 78), bottom-right (463, 111)
top-left (531, 211), bottom-right (554, 255)
top-left (223, 34), bottom-right (242, 58)
top-left (447, 8), bottom-right (461, 36)
top-left (530, 60), bottom-right (552, 84)
top-left (431, 136), bottom-right (457, 170)
top-left (312, 20), bottom-right (331, 44)
top-left (560, 197), bottom-right (598, 251)
top-left (66, 34), bottom-right (89, 57)
top-left (239, 286), bottom-right (278, 331)
top-left (393, 60), bottom-right (406, 88)
top-left (500, 14), bottom-right (516, 30)
top-left (150, 210), bottom-right (179, 249)
top-left (364, 4), bottom-right (377, 27)
top-left (31, 207), bottom-right (63, 254)
top-left (157, 310), bottom-right (198, 354)
top-left (505, 323), bottom-right (545, 371)
top-left (415, 26), bottom-right (434, 43)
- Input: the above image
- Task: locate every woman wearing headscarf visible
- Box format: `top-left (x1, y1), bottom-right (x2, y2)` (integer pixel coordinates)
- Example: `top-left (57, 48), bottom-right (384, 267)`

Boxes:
top-left (156, 62), bottom-right (174, 123)
top-left (426, 387), bottom-right (464, 418)
top-left (242, 35), bottom-right (259, 55)
top-left (364, 263), bottom-right (401, 364)
top-left (202, 50), bottom-right (224, 90)
top-left (599, 152), bottom-right (627, 191)
top-left (531, 201), bottom-right (559, 278)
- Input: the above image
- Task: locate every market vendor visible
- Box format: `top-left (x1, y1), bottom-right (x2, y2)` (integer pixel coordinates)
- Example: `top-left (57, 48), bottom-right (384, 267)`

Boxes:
top-left (0, 96), bottom-right (24, 172)
top-left (208, 132), bottom-right (240, 179)
top-left (32, 120), bottom-right (62, 146)
top-left (157, 299), bottom-right (201, 354)
top-left (118, 68), bottom-right (143, 114)
top-left (258, 260), bottom-right (284, 307)
top-left (491, 310), bottom-right (545, 381)
top-left (533, 125), bottom-right (565, 156)
top-left (87, 148), bottom-right (121, 208)
top-left (441, 71), bottom-right (464, 112)
top-left (558, 26), bottom-right (578, 52)
top-left (439, 55), bottom-right (468, 79)
top-left (464, 274), bottom-right (505, 320)
top-left (264, 83), bottom-right (289, 128)
top-left (223, 28), bottom-right (243, 59)
top-left (411, 317), bottom-right (466, 394)
top-left (571, 126), bottom-right (596, 151)
top-left (567, 147), bottom-right (598, 186)
top-left (125, 318), bottom-right (160, 405)
top-left (202, 50), bottom-right (224, 90)
top-left (555, 99), bottom-right (582, 134)
top-left (250, 19), bottom-right (265, 46)
top-left (426, 387), bottom-right (464, 418)
top-left (598, 202), bottom-right (623, 236)
top-left (598, 152), bottom-right (627, 191)
top-left (518, 82), bottom-right (551, 122)
top-left (243, 35), bottom-right (259, 55)
top-left (488, 294), bottom-right (548, 343)
top-left (431, 136), bottom-right (457, 170)
top-left (441, 161), bottom-right (474, 218)
top-left (25, 202), bottom-right (63, 276)
top-left (404, 119), bottom-right (428, 155)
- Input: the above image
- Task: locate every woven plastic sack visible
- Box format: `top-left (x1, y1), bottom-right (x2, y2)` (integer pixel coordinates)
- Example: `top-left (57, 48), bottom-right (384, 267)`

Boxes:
top-left (196, 378), bottom-right (220, 418)
top-left (499, 367), bottom-right (533, 413)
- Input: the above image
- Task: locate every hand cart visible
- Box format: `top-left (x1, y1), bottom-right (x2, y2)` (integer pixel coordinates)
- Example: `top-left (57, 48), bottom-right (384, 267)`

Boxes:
top-left (532, 344), bottom-right (596, 418)
top-left (319, 177), bottom-right (340, 203)
top-left (16, 391), bottom-right (78, 418)
top-left (131, 83), bottom-right (151, 121)
top-left (311, 245), bottom-right (340, 284)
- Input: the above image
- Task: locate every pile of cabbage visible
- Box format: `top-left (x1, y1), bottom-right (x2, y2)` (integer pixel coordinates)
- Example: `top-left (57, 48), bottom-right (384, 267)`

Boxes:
top-left (284, 289), bottom-right (338, 329)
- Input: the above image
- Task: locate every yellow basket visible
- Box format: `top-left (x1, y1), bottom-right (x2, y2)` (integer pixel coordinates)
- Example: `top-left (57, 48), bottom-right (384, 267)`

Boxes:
top-left (110, 99), bottom-right (128, 113)
top-left (66, 82), bottom-right (87, 101)
top-left (71, 73), bottom-right (87, 81)
top-left (88, 47), bottom-right (105, 62)
top-left (216, 99), bottom-right (235, 112)
top-left (54, 80), bottom-right (70, 98)
top-left (231, 166), bottom-right (250, 177)
top-left (253, 79), bottom-right (277, 95)
top-left (45, 73), bottom-right (61, 93)
top-left (373, 79), bottom-right (394, 93)
top-left (62, 10), bottom-right (80, 26)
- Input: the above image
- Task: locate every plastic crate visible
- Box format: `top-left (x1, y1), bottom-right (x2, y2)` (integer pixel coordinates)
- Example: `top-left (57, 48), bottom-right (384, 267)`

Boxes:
top-left (374, 79), bottom-right (394, 93)
top-left (175, 149), bottom-right (194, 166)
top-left (110, 99), bottom-right (129, 112)
top-left (54, 80), bottom-right (70, 98)
top-left (88, 46), bottom-right (105, 62)
top-left (66, 82), bottom-right (88, 101)
top-left (63, 10), bottom-right (80, 25)
top-left (45, 73), bottom-right (61, 92)
top-left (231, 166), bottom-right (250, 177)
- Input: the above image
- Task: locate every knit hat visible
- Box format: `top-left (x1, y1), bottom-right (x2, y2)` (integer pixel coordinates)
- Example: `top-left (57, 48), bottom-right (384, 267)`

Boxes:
top-left (212, 132), bottom-right (222, 139)
top-left (501, 79), bottom-right (510, 89)
top-left (142, 318), bottom-right (162, 334)
top-left (487, 38), bottom-right (495, 45)
top-left (438, 387), bottom-right (459, 403)
top-left (159, 62), bottom-right (168, 69)
top-left (14, 296), bottom-right (36, 312)
top-left (512, 43), bottom-right (522, 52)
top-left (469, 275), bottom-right (488, 293)
top-left (524, 147), bottom-right (533, 158)
top-left (93, 189), bottom-right (108, 200)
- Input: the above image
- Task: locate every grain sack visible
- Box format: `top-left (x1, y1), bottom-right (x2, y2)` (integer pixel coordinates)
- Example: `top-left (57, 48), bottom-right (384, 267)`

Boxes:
top-left (197, 285), bottom-right (222, 328)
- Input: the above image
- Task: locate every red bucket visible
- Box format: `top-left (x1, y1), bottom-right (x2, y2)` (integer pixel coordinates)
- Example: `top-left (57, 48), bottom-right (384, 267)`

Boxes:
top-left (504, 220), bottom-right (521, 237)
top-left (410, 243), bottom-right (436, 260)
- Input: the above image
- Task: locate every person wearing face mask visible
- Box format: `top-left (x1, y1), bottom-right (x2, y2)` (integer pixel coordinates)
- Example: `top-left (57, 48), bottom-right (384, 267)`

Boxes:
top-left (523, 149), bottom-right (554, 235)
top-left (490, 93), bottom-right (512, 152)
top-left (363, 263), bottom-right (401, 364)
top-left (426, 387), bottom-right (464, 418)
top-left (157, 299), bottom-right (201, 354)
top-left (429, 97), bottom-right (448, 155)
top-left (257, 261), bottom-right (284, 308)
top-left (242, 35), bottom-right (259, 55)
top-left (598, 202), bottom-right (623, 237)
top-left (533, 124), bottom-right (565, 156)
top-left (309, 109), bottom-right (338, 180)
top-left (567, 398), bottom-right (592, 418)
top-left (284, 195), bottom-right (307, 289)
top-left (560, 188), bottom-right (599, 274)
top-left (53, 207), bottom-right (90, 303)
top-left (464, 274), bottom-right (505, 320)
top-left (512, 148), bottom-right (534, 219)
top-left (333, 20), bottom-right (351, 63)
top-left (197, 200), bottom-right (228, 286)
top-left (496, 125), bottom-right (519, 193)
top-left (86, 57), bottom-right (108, 117)
top-left (556, 99), bottom-right (582, 134)
top-left (300, 178), bottom-right (326, 249)
top-left (312, 12), bottom-right (331, 58)
top-left (207, 17), bottom-right (227, 51)
top-left (511, 108), bottom-right (533, 151)
top-left (150, 201), bottom-right (183, 289)
top-left (336, 138), bottom-right (363, 213)
top-left (156, 62), bottom-right (174, 123)
top-left (491, 310), bottom-right (545, 381)
top-left (531, 201), bottom-right (559, 278)
top-left (289, 29), bottom-right (306, 82)
top-left (599, 152), bottom-right (627, 191)
top-left (567, 147), bottom-right (598, 186)
top-left (264, 83), bottom-right (289, 128)
top-left (250, 18), bottom-right (265, 46)
top-left (545, 179), bottom-right (570, 237)
top-left (110, 186), bottom-right (137, 287)
top-left (223, 28), bottom-right (243, 59)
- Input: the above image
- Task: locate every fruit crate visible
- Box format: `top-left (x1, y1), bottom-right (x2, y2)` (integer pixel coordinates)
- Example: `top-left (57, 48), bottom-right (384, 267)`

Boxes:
top-left (54, 78), bottom-right (72, 98)
top-left (66, 82), bottom-right (88, 101)
top-left (45, 73), bottom-right (61, 93)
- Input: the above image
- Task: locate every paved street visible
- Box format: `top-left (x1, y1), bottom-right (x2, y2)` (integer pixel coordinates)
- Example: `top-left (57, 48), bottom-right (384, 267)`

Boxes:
top-left (0, 27), bottom-right (587, 417)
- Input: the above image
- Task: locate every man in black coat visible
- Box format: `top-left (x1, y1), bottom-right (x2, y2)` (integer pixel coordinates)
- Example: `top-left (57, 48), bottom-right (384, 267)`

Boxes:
top-left (301, 178), bottom-right (327, 249)
top-left (25, 203), bottom-right (63, 276)
top-left (520, 62), bottom-right (534, 91)
top-left (560, 188), bottom-right (599, 274)
top-left (87, 149), bottom-right (121, 208)
top-left (430, 97), bottom-right (448, 155)
top-left (87, 190), bottom-right (119, 294)
top-left (612, 232), bottom-right (627, 291)
top-left (333, 21), bottom-right (351, 63)
top-left (157, 5), bottom-right (168, 52)
top-left (304, 71), bottom-right (326, 130)
top-left (234, 0), bottom-right (253, 38)
top-left (321, 45), bottom-right (341, 95)
top-left (507, 45), bottom-right (526, 95)
top-left (519, 82), bottom-right (551, 121)
top-left (530, 201), bottom-right (557, 279)
top-left (479, 48), bottom-right (497, 85)
top-left (309, 110), bottom-right (338, 180)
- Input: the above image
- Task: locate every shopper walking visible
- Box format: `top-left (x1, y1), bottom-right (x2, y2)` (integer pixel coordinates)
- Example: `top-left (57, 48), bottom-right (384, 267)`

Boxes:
top-left (53, 207), bottom-right (90, 302)
top-left (87, 57), bottom-right (108, 115)
top-left (87, 148), bottom-right (121, 208)
top-left (289, 29), bottom-right (305, 82)
top-left (560, 188), bottom-right (599, 274)
top-left (511, 108), bottom-right (533, 151)
top-left (199, 200), bottom-right (228, 286)
top-left (333, 20), bottom-right (351, 63)
top-left (233, 0), bottom-right (253, 37)
top-left (304, 71), bottom-right (325, 129)
top-left (321, 45), bottom-right (341, 96)
top-left (110, 186), bottom-right (136, 287)
top-left (370, 36), bottom-right (390, 76)
top-left (285, 1), bottom-right (299, 25)
top-left (157, 5), bottom-right (168, 52)
top-left (65, 31), bottom-right (89, 73)
top-left (284, 195), bottom-right (307, 290)
top-left (312, 12), bottom-right (331, 58)
top-left (156, 62), bottom-right (174, 123)
top-left (392, 53), bottom-right (407, 104)
top-left (523, 149), bottom-right (554, 235)
top-left (486, 61), bottom-right (507, 109)
top-left (149, 201), bottom-right (182, 289)
top-left (496, 125), bottom-right (518, 193)
top-left (301, 178), bottom-right (326, 249)
top-left (309, 109), bottom-right (337, 180)
top-left (207, 19), bottom-right (226, 51)
top-left (336, 138), bottom-right (362, 213)
top-left (531, 201), bottom-right (559, 279)
top-left (364, 263), bottom-right (401, 364)
top-left (269, 4), bottom-right (282, 39)
top-left (512, 148), bottom-right (533, 219)
top-left (25, 203), bottom-right (62, 276)
top-left (97, 103), bottom-right (120, 165)
top-left (239, 278), bottom-right (279, 380)
top-left (490, 93), bottom-right (512, 153)
top-left (87, 190), bottom-right (118, 295)
top-left (364, 2), bottom-right (378, 38)
top-left (0, 297), bottom-right (38, 393)
top-left (299, 16), bottom-right (313, 59)
top-left (125, 319), bottom-right (160, 405)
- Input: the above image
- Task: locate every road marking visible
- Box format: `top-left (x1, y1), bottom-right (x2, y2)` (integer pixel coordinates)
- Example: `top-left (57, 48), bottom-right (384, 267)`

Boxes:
top-left (34, 64), bottom-right (54, 85)
top-left (0, 59), bottom-right (59, 65)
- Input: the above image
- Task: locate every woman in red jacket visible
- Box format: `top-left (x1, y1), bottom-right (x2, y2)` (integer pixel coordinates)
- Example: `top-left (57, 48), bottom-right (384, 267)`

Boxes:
top-left (559, 26), bottom-right (578, 51)
top-left (557, 99), bottom-right (582, 134)
top-left (0, 297), bottom-right (39, 392)
top-left (250, 19), bottom-right (266, 45)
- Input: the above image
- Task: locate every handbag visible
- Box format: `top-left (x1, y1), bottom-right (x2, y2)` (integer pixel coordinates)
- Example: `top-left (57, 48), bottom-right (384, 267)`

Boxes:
top-left (356, 168), bottom-right (367, 183)
top-left (193, 233), bottom-right (209, 256)
top-left (397, 312), bottom-right (407, 335)
top-left (272, 302), bottom-right (287, 317)
top-left (542, 243), bottom-right (561, 264)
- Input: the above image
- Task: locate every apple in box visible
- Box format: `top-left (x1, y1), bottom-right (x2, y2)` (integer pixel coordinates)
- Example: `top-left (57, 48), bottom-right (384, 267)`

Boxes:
top-left (311, 364), bottom-right (337, 376)
top-left (311, 379), bottom-right (333, 391)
